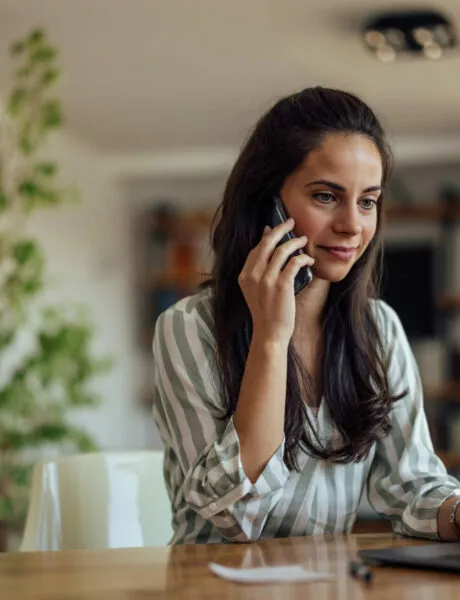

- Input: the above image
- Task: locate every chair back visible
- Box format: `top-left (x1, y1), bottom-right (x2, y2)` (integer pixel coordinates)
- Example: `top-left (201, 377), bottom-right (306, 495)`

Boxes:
top-left (20, 451), bottom-right (173, 551)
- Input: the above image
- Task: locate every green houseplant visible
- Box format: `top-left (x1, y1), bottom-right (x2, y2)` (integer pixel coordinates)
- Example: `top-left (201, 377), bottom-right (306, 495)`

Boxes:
top-left (0, 29), bottom-right (112, 548)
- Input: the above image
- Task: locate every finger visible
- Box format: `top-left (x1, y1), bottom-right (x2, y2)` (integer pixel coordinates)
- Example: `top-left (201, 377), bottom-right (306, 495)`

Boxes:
top-left (268, 218), bottom-right (295, 238)
top-left (242, 220), bottom-right (294, 278)
top-left (281, 253), bottom-right (314, 285)
top-left (265, 237), bottom-right (313, 280)
top-left (251, 219), bottom-right (296, 271)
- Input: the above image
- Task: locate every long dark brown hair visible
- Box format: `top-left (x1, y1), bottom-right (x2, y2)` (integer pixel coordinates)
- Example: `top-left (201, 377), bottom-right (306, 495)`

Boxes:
top-left (202, 86), bottom-right (404, 470)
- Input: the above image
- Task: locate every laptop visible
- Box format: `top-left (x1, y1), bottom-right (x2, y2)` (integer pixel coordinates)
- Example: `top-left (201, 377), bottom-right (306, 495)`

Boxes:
top-left (359, 542), bottom-right (460, 573)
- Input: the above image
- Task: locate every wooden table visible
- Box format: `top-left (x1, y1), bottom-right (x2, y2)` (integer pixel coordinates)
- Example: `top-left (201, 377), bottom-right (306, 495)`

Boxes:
top-left (1, 533), bottom-right (459, 599)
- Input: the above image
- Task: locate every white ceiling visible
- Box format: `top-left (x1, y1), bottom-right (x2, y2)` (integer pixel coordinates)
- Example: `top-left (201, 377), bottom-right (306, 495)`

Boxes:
top-left (1, 0), bottom-right (460, 153)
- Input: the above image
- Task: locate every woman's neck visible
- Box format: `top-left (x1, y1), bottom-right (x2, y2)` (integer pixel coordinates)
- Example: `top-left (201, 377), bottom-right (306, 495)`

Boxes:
top-left (294, 277), bottom-right (330, 334)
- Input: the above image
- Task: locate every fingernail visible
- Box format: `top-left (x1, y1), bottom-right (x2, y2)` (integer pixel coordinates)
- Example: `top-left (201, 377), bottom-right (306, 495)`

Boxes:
top-left (264, 226), bottom-right (270, 233)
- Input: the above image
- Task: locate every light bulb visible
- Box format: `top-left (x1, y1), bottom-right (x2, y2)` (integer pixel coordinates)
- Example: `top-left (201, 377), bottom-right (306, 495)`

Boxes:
top-left (375, 44), bottom-right (397, 62)
top-left (365, 30), bottom-right (386, 48)
top-left (413, 27), bottom-right (434, 46)
top-left (384, 28), bottom-right (406, 50)
top-left (433, 24), bottom-right (453, 48)
top-left (423, 42), bottom-right (443, 59)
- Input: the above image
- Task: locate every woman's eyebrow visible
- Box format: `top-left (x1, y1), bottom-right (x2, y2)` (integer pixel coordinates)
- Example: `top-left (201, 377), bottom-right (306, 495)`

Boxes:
top-left (305, 179), bottom-right (381, 193)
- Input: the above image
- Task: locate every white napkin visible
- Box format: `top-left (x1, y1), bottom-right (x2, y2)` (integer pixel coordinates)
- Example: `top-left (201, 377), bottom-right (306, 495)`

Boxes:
top-left (209, 562), bottom-right (335, 583)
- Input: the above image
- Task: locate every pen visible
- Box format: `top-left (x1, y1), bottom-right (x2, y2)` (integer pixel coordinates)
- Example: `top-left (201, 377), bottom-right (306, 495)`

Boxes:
top-left (349, 560), bottom-right (374, 584)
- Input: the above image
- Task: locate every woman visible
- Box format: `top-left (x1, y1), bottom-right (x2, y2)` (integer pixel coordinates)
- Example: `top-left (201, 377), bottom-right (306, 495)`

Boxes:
top-left (152, 87), bottom-right (460, 545)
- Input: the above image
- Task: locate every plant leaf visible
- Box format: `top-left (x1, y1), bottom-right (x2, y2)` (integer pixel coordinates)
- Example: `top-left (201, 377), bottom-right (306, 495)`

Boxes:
top-left (9, 41), bottom-right (25, 56)
top-left (35, 162), bottom-right (57, 177)
top-left (27, 29), bottom-right (45, 46)
top-left (0, 191), bottom-right (9, 210)
top-left (8, 87), bottom-right (27, 115)
top-left (41, 99), bottom-right (63, 128)
top-left (41, 68), bottom-right (60, 86)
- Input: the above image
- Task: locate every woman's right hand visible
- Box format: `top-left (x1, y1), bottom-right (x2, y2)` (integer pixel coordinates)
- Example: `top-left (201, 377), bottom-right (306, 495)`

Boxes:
top-left (238, 219), bottom-right (315, 345)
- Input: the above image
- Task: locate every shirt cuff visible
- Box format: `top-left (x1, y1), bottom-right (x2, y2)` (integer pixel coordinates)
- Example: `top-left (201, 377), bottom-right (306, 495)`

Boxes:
top-left (402, 486), bottom-right (460, 539)
top-left (198, 417), bottom-right (289, 519)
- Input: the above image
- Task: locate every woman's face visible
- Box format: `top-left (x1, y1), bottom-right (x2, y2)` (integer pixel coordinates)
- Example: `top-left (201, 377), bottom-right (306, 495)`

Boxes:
top-left (280, 133), bottom-right (382, 283)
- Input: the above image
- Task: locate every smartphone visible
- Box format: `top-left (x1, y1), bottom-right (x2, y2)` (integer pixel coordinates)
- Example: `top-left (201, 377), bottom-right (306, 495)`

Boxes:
top-left (267, 195), bottom-right (313, 294)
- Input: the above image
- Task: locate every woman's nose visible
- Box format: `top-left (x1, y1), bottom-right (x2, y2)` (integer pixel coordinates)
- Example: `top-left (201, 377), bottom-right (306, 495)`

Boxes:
top-left (333, 206), bottom-right (363, 235)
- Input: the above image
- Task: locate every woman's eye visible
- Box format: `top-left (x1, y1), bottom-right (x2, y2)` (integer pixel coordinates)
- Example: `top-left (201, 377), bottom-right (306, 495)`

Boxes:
top-left (314, 192), bottom-right (335, 203)
top-left (360, 198), bottom-right (377, 210)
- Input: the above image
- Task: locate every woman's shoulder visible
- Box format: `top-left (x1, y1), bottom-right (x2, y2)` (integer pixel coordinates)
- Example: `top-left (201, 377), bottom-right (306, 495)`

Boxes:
top-left (163, 285), bottom-right (214, 323)
top-left (369, 297), bottom-right (407, 347)
top-left (154, 286), bottom-right (216, 350)
top-left (369, 297), bottom-right (399, 323)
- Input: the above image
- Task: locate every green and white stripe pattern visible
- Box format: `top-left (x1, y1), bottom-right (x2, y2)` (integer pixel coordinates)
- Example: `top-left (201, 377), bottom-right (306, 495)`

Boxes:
top-left (152, 288), bottom-right (460, 544)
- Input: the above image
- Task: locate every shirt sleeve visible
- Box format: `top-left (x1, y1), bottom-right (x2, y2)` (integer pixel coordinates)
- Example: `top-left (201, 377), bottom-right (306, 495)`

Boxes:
top-left (366, 300), bottom-right (460, 540)
top-left (152, 299), bottom-right (289, 542)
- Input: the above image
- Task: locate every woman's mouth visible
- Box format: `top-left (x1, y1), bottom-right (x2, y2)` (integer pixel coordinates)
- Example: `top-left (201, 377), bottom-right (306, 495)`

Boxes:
top-left (318, 246), bottom-right (357, 262)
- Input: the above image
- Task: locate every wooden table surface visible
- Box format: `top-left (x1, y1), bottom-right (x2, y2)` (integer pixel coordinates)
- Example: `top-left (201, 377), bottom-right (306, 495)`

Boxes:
top-left (1, 533), bottom-right (459, 599)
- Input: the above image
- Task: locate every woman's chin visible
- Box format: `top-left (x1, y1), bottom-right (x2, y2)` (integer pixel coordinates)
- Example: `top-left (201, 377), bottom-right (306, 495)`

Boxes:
top-left (312, 265), bottom-right (353, 283)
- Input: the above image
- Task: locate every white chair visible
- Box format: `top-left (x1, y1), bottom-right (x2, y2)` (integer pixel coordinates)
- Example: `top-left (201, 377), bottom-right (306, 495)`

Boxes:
top-left (20, 451), bottom-right (173, 551)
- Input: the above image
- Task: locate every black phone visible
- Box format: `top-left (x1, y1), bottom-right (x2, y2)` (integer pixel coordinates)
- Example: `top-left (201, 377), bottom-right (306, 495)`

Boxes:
top-left (267, 195), bottom-right (313, 295)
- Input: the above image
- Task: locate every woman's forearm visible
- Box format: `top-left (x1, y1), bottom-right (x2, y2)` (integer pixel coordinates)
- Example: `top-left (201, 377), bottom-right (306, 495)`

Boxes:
top-left (437, 495), bottom-right (460, 541)
top-left (233, 332), bottom-right (289, 483)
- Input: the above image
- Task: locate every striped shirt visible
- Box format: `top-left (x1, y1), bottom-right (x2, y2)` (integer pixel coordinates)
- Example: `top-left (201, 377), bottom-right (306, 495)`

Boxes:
top-left (152, 287), bottom-right (460, 545)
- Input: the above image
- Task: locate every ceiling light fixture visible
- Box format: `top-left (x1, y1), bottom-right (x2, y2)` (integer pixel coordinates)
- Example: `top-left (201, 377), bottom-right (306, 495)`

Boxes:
top-left (362, 9), bottom-right (457, 62)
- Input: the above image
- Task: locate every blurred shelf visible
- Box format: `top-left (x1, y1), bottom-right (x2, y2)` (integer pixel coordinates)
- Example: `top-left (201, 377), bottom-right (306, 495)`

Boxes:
top-left (424, 381), bottom-right (460, 402)
top-left (438, 451), bottom-right (460, 470)
top-left (145, 211), bottom-right (214, 234)
top-left (385, 204), bottom-right (460, 222)
top-left (437, 293), bottom-right (460, 311)
top-left (146, 271), bottom-right (211, 291)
